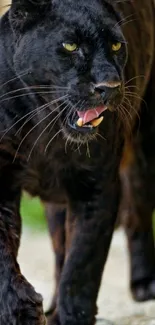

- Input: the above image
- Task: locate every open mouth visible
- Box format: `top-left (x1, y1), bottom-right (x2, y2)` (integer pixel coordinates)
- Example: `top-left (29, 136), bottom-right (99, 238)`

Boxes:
top-left (68, 105), bottom-right (107, 133)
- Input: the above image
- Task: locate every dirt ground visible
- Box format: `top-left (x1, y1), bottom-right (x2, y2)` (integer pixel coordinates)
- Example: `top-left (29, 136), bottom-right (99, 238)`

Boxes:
top-left (18, 228), bottom-right (155, 325)
top-left (0, 0), bottom-right (10, 15)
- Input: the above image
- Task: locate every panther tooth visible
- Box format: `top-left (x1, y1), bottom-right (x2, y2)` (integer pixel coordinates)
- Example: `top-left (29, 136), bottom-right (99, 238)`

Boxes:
top-left (91, 116), bottom-right (104, 127)
top-left (76, 118), bottom-right (83, 127)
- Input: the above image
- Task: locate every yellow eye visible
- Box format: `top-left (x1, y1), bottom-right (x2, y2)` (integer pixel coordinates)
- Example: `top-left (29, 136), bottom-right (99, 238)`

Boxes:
top-left (63, 43), bottom-right (78, 52)
top-left (112, 42), bottom-right (122, 52)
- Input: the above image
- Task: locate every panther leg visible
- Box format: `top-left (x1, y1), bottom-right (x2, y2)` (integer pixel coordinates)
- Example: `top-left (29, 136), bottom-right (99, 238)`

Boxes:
top-left (120, 139), bottom-right (155, 302)
top-left (45, 204), bottom-right (76, 325)
top-left (45, 204), bottom-right (66, 322)
top-left (0, 152), bottom-right (45, 325)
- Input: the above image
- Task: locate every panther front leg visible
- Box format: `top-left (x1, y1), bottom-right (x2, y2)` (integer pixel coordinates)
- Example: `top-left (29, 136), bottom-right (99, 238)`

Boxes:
top-left (0, 153), bottom-right (46, 325)
top-left (56, 169), bottom-right (120, 325)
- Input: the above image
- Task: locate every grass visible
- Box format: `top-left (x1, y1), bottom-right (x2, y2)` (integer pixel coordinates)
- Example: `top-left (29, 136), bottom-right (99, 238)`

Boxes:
top-left (20, 192), bottom-right (47, 231)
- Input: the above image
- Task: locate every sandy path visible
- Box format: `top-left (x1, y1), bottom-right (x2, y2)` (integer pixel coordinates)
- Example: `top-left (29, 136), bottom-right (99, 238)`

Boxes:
top-left (18, 228), bottom-right (155, 325)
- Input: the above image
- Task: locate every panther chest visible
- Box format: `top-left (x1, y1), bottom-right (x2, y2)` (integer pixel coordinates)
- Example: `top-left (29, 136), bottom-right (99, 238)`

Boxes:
top-left (22, 142), bottom-right (102, 204)
top-left (23, 151), bottom-right (69, 203)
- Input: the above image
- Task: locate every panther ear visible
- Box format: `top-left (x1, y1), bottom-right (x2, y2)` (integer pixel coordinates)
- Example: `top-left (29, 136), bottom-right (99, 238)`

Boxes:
top-left (10, 0), bottom-right (50, 31)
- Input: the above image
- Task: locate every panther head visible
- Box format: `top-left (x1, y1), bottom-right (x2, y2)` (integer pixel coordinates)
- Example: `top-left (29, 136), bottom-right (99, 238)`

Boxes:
top-left (10, 0), bottom-right (127, 143)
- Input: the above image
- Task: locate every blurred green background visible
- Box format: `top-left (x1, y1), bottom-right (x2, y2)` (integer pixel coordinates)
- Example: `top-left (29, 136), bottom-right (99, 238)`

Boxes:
top-left (21, 193), bottom-right (47, 232)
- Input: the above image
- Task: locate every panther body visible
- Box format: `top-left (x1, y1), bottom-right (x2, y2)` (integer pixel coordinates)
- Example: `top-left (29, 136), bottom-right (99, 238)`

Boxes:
top-left (0, 0), bottom-right (155, 324)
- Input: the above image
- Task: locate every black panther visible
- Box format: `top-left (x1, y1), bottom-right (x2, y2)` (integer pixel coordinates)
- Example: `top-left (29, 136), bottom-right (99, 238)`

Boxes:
top-left (0, 0), bottom-right (155, 324)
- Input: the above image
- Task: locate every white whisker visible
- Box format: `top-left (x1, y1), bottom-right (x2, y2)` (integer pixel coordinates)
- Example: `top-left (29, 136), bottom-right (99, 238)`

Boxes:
top-left (0, 95), bottom-right (68, 142)
top-left (44, 129), bottom-right (63, 154)
top-left (27, 102), bottom-right (69, 160)
top-left (0, 90), bottom-right (66, 103)
top-left (0, 70), bottom-right (29, 89)
top-left (13, 94), bottom-right (68, 161)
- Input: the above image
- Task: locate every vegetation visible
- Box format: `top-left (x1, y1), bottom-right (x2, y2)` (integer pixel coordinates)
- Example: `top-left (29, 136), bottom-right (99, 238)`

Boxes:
top-left (20, 193), bottom-right (47, 231)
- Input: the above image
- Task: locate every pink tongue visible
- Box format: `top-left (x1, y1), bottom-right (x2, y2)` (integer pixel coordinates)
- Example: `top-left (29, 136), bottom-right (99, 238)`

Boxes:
top-left (77, 106), bottom-right (106, 125)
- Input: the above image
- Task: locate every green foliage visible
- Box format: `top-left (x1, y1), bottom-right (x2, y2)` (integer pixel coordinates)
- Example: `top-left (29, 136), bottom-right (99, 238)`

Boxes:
top-left (20, 193), bottom-right (47, 231)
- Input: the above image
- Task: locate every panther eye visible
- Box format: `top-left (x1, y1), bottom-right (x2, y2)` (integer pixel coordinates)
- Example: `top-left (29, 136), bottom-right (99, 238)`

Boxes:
top-left (112, 42), bottom-right (122, 52)
top-left (63, 43), bottom-right (78, 52)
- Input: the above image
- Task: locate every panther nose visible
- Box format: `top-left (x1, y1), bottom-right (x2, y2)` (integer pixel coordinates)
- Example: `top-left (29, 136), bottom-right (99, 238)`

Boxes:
top-left (92, 81), bottom-right (121, 102)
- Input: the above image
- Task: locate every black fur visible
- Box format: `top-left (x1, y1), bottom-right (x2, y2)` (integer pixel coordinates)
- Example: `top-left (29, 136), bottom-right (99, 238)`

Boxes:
top-left (0, 0), bottom-right (155, 324)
